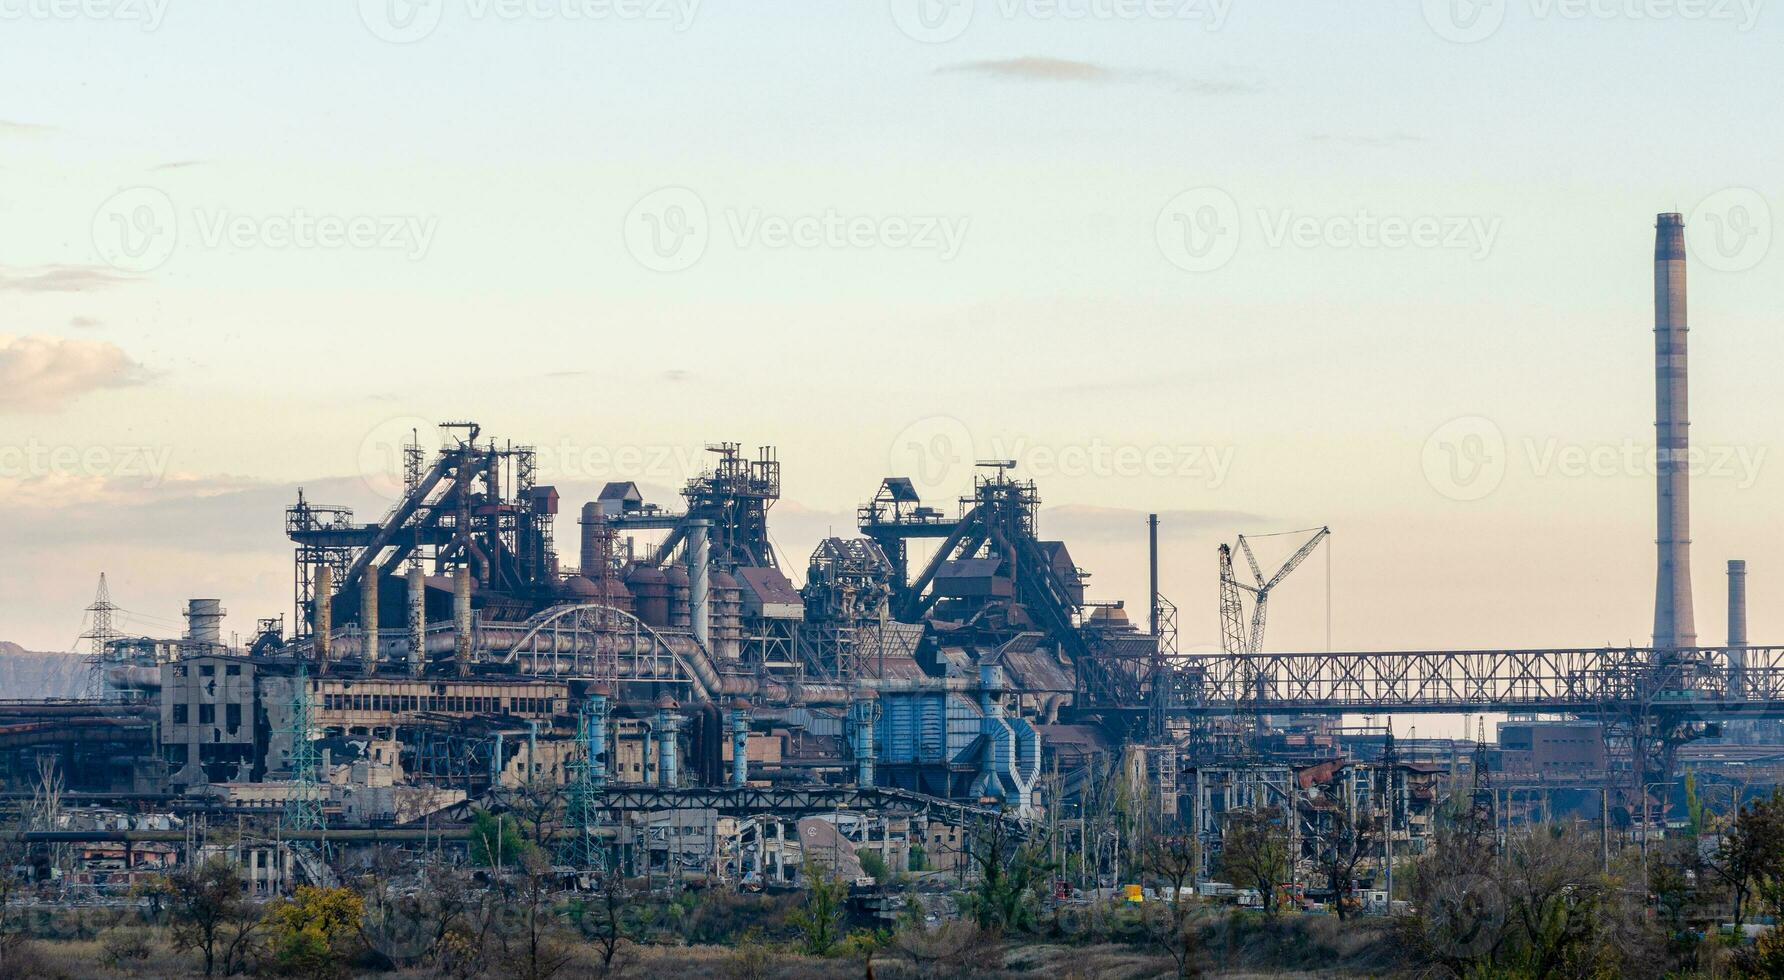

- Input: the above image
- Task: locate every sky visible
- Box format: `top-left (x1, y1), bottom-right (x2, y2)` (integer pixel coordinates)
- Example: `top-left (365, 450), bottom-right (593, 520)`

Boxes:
top-left (1, 0), bottom-right (1780, 727)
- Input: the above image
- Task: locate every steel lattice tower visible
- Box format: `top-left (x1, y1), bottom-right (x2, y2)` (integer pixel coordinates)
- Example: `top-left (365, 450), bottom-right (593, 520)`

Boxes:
top-left (282, 664), bottom-right (326, 835)
top-left (561, 694), bottom-right (610, 870)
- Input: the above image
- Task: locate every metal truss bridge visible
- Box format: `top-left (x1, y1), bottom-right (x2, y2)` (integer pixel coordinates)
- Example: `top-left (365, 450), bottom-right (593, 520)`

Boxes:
top-left (1170, 645), bottom-right (1784, 718)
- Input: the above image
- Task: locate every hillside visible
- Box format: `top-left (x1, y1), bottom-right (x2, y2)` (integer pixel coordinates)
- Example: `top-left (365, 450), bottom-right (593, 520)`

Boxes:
top-left (0, 641), bottom-right (90, 699)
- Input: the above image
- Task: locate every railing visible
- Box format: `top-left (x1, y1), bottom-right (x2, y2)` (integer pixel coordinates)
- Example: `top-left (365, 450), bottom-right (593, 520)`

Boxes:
top-left (1169, 646), bottom-right (1784, 715)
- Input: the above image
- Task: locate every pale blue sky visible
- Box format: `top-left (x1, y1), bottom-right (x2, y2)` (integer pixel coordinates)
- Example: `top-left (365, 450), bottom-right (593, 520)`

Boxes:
top-left (2, 2), bottom-right (1780, 690)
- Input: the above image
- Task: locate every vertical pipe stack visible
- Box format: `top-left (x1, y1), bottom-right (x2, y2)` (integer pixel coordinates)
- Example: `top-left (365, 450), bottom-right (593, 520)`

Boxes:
top-left (587, 691), bottom-right (609, 790)
top-left (361, 561), bottom-right (380, 667)
top-left (1147, 513), bottom-right (1160, 636)
top-left (850, 694), bottom-right (877, 788)
top-left (407, 566), bottom-right (426, 676)
top-left (1728, 559), bottom-right (1748, 696)
top-left (730, 704), bottom-right (750, 787)
top-left (689, 518), bottom-right (711, 652)
top-left (454, 565), bottom-right (472, 677)
top-left (1652, 212), bottom-right (1697, 654)
top-left (655, 698), bottom-right (680, 787)
top-left (313, 565), bottom-right (333, 672)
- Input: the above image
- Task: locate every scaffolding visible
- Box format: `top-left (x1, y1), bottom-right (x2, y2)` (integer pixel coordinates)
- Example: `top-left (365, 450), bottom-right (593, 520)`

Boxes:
top-left (282, 665), bottom-right (326, 838)
top-left (563, 694), bottom-right (611, 870)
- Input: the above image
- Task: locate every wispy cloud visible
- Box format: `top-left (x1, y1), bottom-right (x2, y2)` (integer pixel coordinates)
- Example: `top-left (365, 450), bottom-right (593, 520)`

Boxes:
top-left (150, 160), bottom-right (207, 171)
top-left (0, 120), bottom-right (56, 135)
top-left (0, 265), bottom-right (138, 294)
top-left (0, 334), bottom-right (146, 412)
top-left (1307, 132), bottom-right (1424, 148)
top-left (68, 316), bottom-right (103, 329)
top-left (940, 57), bottom-right (1117, 82)
top-left (937, 57), bottom-right (1262, 94)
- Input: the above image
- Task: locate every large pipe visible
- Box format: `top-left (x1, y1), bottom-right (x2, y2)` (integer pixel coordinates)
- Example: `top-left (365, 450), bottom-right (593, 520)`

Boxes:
top-left (849, 695), bottom-right (876, 788)
top-left (454, 565), bottom-right (473, 676)
top-left (1653, 212), bottom-right (1697, 653)
top-left (586, 692), bottom-right (609, 790)
top-left (1729, 559), bottom-right (1748, 696)
top-left (361, 561), bottom-right (380, 667)
top-left (580, 501), bottom-right (605, 575)
top-left (688, 519), bottom-right (711, 653)
top-left (186, 599), bottom-right (223, 647)
top-left (655, 703), bottom-right (680, 788)
top-left (407, 565), bottom-right (426, 677)
top-left (313, 565), bottom-right (333, 671)
top-left (730, 705), bottom-right (750, 787)
top-left (1148, 513), bottom-right (1160, 636)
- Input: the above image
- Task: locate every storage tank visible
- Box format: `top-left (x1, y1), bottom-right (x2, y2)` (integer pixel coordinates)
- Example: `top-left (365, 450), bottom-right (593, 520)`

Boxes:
top-left (625, 564), bottom-right (670, 627)
top-left (663, 565), bottom-right (691, 629)
top-left (708, 569), bottom-right (744, 660)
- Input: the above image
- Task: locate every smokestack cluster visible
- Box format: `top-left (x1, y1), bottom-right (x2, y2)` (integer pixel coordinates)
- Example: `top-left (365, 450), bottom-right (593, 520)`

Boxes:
top-left (1652, 212), bottom-right (1697, 652)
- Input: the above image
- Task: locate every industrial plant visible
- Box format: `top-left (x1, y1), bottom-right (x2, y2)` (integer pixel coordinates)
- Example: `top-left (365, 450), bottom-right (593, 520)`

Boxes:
top-left (3, 213), bottom-right (1781, 916)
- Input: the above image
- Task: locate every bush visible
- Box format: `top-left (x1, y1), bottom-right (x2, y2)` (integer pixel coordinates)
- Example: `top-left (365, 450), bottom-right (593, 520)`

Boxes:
top-left (97, 927), bottom-right (155, 968)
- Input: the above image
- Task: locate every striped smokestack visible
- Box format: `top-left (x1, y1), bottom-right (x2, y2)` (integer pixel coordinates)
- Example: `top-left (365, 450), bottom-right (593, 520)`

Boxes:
top-left (1653, 212), bottom-right (1696, 653)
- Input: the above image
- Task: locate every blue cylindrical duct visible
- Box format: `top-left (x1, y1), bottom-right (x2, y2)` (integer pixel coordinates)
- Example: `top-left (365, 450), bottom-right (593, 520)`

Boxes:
top-left (656, 709), bottom-right (680, 787)
top-left (730, 707), bottom-right (750, 787)
top-left (850, 698), bottom-right (877, 787)
top-left (586, 694), bottom-right (609, 790)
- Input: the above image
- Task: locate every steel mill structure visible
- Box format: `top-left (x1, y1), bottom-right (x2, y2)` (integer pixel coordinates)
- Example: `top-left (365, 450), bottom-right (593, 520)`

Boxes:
top-left (3, 213), bottom-right (1780, 896)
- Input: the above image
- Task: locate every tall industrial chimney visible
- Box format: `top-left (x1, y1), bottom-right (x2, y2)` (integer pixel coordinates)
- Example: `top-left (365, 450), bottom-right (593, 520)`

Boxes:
top-left (1652, 212), bottom-right (1697, 653)
top-left (1728, 559), bottom-right (1748, 695)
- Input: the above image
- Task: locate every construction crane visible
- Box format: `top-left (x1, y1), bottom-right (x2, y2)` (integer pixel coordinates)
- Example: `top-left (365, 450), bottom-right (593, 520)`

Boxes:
top-left (1218, 526), bottom-right (1330, 654)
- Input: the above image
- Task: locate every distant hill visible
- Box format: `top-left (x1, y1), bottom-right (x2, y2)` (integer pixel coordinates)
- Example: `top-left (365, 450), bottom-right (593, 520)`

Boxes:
top-left (0, 642), bottom-right (90, 699)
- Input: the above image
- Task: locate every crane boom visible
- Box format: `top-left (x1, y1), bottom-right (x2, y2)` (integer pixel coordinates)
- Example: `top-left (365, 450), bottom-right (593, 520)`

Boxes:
top-left (1221, 526), bottom-right (1330, 654)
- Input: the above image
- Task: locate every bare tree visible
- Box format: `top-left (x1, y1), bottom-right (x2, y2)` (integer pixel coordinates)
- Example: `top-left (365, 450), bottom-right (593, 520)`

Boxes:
top-left (160, 856), bottom-right (263, 977)
top-left (0, 814), bottom-right (28, 969)
top-left (1138, 834), bottom-right (1200, 979)
top-left (497, 775), bottom-right (566, 856)
top-left (1312, 807), bottom-right (1381, 921)
top-left (1218, 808), bottom-right (1289, 918)
top-left (573, 868), bottom-right (632, 976)
top-left (1704, 791), bottom-right (1784, 930)
top-left (496, 849), bottom-right (573, 980)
